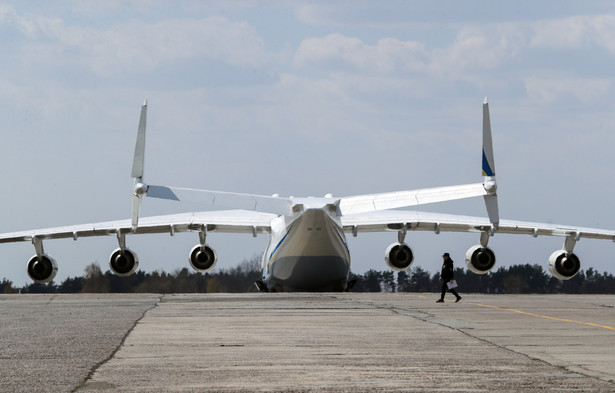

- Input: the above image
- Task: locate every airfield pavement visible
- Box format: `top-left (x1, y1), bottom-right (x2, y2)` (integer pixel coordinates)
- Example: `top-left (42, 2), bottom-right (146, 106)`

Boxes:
top-left (0, 293), bottom-right (613, 392)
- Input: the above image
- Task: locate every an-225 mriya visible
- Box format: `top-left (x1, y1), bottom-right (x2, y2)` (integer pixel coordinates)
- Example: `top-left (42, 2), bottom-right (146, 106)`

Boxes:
top-left (3, 98), bottom-right (614, 292)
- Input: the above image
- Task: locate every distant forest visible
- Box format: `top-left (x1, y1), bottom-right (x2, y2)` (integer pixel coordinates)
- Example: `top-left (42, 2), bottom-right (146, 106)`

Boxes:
top-left (1, 256), bottom-right (614, 294)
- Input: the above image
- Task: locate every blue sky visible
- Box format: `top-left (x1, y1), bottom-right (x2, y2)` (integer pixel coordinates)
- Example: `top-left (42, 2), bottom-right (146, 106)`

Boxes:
top-left (1, 1), bottom-right (615, 285)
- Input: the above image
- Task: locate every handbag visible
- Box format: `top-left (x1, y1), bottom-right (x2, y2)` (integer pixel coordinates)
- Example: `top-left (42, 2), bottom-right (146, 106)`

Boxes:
top-left (447, 280), bottom-right (458, 289)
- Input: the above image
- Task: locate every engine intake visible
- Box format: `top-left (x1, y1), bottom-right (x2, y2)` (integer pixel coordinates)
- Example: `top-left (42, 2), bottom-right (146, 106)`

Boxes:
top-left (465, 245), bottom-right (496, 274)
top-left (548, 250), bottom-right (581, 280)
top-left (109, 247), bottom-right (139, 276)
top-left (189, 244), bottom-right (218, 273)
top-left (385, 242), bottom-right (414, 271)
top-left (27, 254), bottom-right (58, 284)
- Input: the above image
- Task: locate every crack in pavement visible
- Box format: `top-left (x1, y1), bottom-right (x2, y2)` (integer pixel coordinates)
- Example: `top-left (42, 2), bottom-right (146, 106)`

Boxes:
top-left (348, 297), bottom-right (613, 386)
top-left (72, 295), bottom-right (164, 393)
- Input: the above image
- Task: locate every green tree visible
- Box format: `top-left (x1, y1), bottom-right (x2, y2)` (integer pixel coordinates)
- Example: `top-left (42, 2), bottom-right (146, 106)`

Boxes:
top-left (381, 271), bottom-right (396, 292)
top-left (81, 262), bottom-right (109, 293)
top-left (397, 271), bottom-right (410, 292)
top-left (22, 281), bottom-right (57, 293)
top-left (106, 270), bottom-right (146, 293)
top-left (59, 276), bottom-right (83, 293)
top-left (502, 275), bottom-right (526, 294)
top-left (559, 270), bottom-right (585, 294)
top-left (224, 255), bottom-right (262, 292)
top-left (362, 269), bottom-right (383, 292)
top-left (0, 279), bottom-right (17, 294)
top-left (408, 266), bottom-right (432, 292)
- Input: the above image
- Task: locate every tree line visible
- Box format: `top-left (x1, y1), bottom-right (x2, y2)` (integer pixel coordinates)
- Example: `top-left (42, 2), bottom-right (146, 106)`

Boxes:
top-left (1, 258), bottom-right (614, 294)
top-left (350, 265), bottom-right (615, 294)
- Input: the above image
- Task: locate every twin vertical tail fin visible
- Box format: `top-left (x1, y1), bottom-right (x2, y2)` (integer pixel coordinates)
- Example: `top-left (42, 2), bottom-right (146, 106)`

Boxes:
top-left (128, 98), bottom-right (500, 229)
top-left (482, 97), bottom-right (496, 179)
top-left (131, 99), bottom-right (149, 230)
top-left (482, 97), bottom-right (499, 228)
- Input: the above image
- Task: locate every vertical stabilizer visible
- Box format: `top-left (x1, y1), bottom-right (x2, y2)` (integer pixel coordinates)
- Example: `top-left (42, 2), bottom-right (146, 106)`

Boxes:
top-left (482, 97), bottom-right (496, 178)
top-left (482, 97), bottom-right (499, 228)
top-left (131, 99), bottom-right (147, 180)
top-left (131, 99), bottom-right (149, 230)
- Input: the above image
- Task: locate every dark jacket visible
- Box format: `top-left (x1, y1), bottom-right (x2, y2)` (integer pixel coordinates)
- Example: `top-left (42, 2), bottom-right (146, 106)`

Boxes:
top-left (441, 259), bottom-right (454, 282)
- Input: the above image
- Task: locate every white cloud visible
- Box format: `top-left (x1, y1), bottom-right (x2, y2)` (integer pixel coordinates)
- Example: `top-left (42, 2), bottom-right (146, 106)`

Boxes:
top-left (0, 3), bottom-right (15, 23)
top-left (82, 17), bottom-right (271, 75)
top-left (524, 75), bottom-right (612, 104)
top-left (294, 33), bottom-right (427, 73)
top-left (293, 25), bottom-right (526, 78)
top-left (530, 14), bottom-right (615, 54)
top-left (293, 3), bottom-right (347, 27)
top-left (1, 5), bottom-right (271, 77)
top-left (430, 24), bottom-right (526, 74)
top-left (530, 16), bottom-right (590, 49)
top-left (591, 14), bottom-right (615, 54)
top-left (293, 13), bottom-right (615, 84)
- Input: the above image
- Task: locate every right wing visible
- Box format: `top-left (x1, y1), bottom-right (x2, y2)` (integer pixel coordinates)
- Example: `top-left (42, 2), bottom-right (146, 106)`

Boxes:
top-left (341, 209), bottom-right (615, 279)
top-left (341, 210), bottom-right (615, 241)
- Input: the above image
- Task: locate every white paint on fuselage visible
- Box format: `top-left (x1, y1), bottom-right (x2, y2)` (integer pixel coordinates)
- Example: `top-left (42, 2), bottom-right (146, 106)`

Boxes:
top-left (260, 199), bottom-right (351, 290)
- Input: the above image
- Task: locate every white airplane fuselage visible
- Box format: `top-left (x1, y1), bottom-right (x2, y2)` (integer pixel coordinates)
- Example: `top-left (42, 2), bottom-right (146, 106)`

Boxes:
top-left (261, 199), bottom-right (351, 291)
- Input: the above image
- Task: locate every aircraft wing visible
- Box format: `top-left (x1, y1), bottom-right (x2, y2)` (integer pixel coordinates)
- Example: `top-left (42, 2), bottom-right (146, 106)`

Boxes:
top-left (0, 210), bottom-right (276, 244)
top-left (341, 210), bottom-right (615, 241)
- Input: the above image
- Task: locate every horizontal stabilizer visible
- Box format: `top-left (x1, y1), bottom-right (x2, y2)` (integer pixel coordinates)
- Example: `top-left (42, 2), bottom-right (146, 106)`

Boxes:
top-left (146, 186), bottom-right (293, 216)
top-left (338, 183), bottom-right (489, 216)
top-left (147, 185), bottom-right (180, 201)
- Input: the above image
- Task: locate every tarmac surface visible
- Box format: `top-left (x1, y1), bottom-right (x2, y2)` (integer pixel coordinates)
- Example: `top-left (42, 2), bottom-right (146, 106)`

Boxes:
top-left (0, 293), bottom-right (613, 392)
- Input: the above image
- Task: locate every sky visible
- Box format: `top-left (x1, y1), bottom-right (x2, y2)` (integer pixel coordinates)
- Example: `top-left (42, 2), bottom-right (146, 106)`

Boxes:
top-left (1, 1), bottom-right (615, 286)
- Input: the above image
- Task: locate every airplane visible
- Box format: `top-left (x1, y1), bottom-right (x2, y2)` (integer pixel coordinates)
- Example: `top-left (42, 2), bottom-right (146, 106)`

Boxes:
top-left (2, 98), bottom-right (614, 292)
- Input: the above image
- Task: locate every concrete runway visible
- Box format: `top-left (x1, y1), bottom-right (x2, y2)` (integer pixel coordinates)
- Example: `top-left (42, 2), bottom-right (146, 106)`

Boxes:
top-left (0, 293), bottom-right (613, 392)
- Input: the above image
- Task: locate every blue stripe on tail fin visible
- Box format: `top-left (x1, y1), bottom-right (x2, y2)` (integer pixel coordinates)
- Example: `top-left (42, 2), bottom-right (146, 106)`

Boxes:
top-left (482, 150), bottom-right (495, 177)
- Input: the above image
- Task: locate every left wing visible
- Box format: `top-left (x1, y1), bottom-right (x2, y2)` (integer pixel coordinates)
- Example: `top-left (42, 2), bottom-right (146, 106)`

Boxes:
top-left (3, 210), bottom-right (276, 284)
top-left (0, 210), bottom-right (276, 244)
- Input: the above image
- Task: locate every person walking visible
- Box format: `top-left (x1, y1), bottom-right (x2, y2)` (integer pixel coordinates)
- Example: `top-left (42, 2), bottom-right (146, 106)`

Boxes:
top-left (437, 253), bottom-right (462, 303)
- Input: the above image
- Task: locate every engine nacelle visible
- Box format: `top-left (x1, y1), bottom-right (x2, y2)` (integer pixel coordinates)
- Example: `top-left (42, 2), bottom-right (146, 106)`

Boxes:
top-left (465, 245), bottom-right (496, 274)
top-left (384, 242), bottom-right (414, 271)
top-left (548, 250), bottom-right (581, 280)
top-left (27, 254), bottom-right (58, 284)
top-left (189, 244), bottom-right (218, 273)
top-left (109, 247), bottom-right (139, 276)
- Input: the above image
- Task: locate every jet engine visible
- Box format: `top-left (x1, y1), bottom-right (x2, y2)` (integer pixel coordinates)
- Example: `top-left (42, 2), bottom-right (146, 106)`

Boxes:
top-left (189, 244), bottom-right (218, 273)
top-left (548, 250), bottom-right (581, 280)
top-left (109, 247), bottom-right (139, 276)
top-left (465, 245), bottom-right (496, 274)
top-left (385, 242), bottom-right (414, 271)
top-left (27, 254), bottom-right (58, 284)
